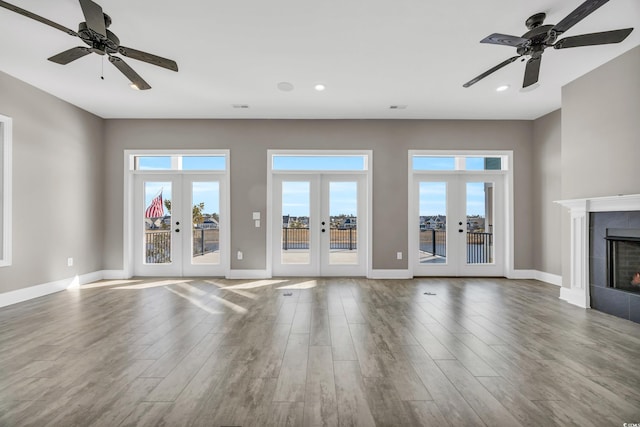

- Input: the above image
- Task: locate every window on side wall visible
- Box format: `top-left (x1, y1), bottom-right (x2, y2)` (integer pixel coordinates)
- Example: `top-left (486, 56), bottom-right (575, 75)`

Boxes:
top-left (0, 115), bottom-right (12, 267)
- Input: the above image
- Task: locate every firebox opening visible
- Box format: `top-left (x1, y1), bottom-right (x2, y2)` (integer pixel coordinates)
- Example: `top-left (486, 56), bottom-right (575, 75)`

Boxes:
top-left (605, 228), bottom-right (640, 294)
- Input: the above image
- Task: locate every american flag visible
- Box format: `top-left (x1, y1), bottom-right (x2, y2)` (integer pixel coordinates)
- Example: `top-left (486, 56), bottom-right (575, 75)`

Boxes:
top-left (145, 190), bottom-right (164, 218)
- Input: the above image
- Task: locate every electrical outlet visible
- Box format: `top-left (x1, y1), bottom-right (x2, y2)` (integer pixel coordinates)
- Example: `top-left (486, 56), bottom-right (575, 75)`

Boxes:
top-left (67, 257), bottom-right (74, 267)
top-left (396, 252), bottom-right (402, 260)
top-left (255, 219), bottom-right (260, 228)
top-left (237, 251), bottom-right (243, 260)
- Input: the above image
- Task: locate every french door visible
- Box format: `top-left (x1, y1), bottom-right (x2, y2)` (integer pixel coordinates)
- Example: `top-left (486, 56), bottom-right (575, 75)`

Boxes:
top-left (133, 173), bottom-right (227, 276)
top-left (271, 174), bottom-right (366, 276)
top-left (413, 173), bottom-right (504, 276)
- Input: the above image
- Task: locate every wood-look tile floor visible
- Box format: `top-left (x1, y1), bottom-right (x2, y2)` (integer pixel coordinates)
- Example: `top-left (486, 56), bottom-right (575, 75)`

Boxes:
top-left (1, 277), bottom-right (640, 426)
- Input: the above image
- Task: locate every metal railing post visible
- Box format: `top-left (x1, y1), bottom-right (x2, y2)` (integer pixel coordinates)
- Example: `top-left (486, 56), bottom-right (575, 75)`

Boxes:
top-left (431, 229), bottom-right (436, 256)
top-left (284, 227), bottom-right (288, 250)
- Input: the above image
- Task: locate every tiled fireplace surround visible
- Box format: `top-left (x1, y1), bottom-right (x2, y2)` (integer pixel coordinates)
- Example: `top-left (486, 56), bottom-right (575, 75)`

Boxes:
top-left (557, 195), bottom-right (640, 324)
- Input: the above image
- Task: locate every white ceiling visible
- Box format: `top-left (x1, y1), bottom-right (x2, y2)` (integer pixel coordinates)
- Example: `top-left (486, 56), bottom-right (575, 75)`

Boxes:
top-left (0, 0), bottom-right (638, 119)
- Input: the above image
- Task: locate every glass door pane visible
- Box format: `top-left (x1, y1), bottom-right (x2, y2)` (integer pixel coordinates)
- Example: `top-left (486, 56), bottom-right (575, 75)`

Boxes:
top-left (281, 181), bottom-right (311, 265)
top-left (143, 181), bottom-right (172, 264)
top-left (328, 181), bottom-right (358, 265)
top-left (191, 181), bottom-right (220, 265)
top-left (465, 182), bottom-right (494, 264)
top-left (419, 182), bottom-right (447, 264)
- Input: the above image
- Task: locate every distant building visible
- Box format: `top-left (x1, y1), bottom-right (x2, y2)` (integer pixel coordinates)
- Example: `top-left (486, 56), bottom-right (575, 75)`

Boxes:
top-left (198, 218), bottom-right (219, 229)
top-left (338, 217), bottom-right (357, 229)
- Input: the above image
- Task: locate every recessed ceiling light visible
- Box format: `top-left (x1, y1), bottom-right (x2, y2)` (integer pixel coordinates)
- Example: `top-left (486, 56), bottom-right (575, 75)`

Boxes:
top-left (496, 85), bottom-right (510, 92)
top-left (389, 105), bottom-right (408, 110)
top-left (277, 82), bottom-right (294, 92)
top-left (314, 83), bottom-right (326, 92)
top-left (232, 104), bottom-right (250, 109)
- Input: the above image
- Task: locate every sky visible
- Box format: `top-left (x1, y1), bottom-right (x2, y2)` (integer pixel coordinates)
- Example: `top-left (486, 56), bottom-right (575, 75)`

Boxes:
top-left (144, 181), bottom-right (220, 218)
top-left (139, 155), bottom-right (491, 219)
top-left (281, 181), bottom-right (358, 217)
top-left (140, 156), bottom-right (224, 218)
top-left (419, 182), bottom-right (487, 217)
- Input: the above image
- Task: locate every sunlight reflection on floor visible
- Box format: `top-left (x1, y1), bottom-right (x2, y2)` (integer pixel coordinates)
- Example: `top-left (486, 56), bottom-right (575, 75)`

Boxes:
top-left (113, 279), bottom-right (194, 290)
top-left (277, 280), bottom-right (318, 290)
top-left (79, 279), bottom-right (144, 289)
top-left (164, 286), bottom-right (223, 315)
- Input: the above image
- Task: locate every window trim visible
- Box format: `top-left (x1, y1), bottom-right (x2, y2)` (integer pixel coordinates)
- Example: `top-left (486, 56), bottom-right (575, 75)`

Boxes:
top-left (0, 115), bottom-right (12, 267)
top-left (123, 149), bottom-right (230, 277)
top-left (408, 150), bottom-right (515, 277)
top-left (267, 149), bottom-right (373, 277)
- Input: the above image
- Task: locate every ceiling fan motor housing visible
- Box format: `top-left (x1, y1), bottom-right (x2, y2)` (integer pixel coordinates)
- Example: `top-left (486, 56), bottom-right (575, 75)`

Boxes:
top-left (518, 23), bottom-right (555, 56)
top-left (78, 21), bottom-right (119, 54)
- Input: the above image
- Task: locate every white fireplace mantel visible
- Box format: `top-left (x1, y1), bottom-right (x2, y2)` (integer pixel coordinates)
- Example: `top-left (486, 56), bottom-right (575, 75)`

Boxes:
top-left (555, 194), bottom-right (640, 308)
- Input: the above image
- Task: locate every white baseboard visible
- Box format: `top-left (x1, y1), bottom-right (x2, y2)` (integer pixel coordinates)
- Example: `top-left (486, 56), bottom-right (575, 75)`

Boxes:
top-left (506, 269), bottom-right (562, 287)
top-left (226, 269), bottom-right (270, 280)
top-left (0, 270), bottom-right (108, 308)
top-left (560, 286), bottom-right (589, 308)
top-left (534, 271), bottom-right (562, 287)
top-left (367, 269), bottom-right (412, 279)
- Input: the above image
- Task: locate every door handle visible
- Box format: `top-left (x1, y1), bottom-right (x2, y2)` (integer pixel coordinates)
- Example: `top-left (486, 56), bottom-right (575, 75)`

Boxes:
top-left (175, 228), bottom-right (180, 233)
top-left (321, 221), bottom-right (326, 225)
top-left (322, 229), bottom-right (326, 233)
top-left (458, 229), bottom-right (464, 233)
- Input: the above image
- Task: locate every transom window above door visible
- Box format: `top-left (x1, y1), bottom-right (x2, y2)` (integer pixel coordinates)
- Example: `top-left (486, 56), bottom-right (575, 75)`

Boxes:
top-left (272, 154), bottom-right (368, 171)
top-left (132, 155), bottom-right (227, 171)
top-left (412, 154), bottom-right (508, 171)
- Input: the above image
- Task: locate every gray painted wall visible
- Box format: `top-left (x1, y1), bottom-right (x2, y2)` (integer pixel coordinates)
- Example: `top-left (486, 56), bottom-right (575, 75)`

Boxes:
top-left (532, 110), bottom-right (562, 276)
top-left (560, 45), bottom-right (640, 287)
top-left (0, 71), bottom-right (104, 293)
top-left (561, 45), bottom-right (640, 199)
top-left (103, 119), bottom-right (535, 272)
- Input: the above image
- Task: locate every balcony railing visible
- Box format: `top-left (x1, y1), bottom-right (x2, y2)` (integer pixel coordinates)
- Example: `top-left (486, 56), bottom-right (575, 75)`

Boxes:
top-left (419, 229), bottom-right (493, 264)
top-left (282, 227), bottom-right (357, 250)
top-left (144, 229), bottom-right (219, 264)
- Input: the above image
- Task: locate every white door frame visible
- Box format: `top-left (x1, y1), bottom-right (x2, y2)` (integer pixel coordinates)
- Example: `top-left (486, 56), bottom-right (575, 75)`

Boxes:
top-left (267, 150), bottom-right (372, 277)
top-left (408, 150), bottom-right (513, 277)
top-left (123, 149), bottom-right (230, 278)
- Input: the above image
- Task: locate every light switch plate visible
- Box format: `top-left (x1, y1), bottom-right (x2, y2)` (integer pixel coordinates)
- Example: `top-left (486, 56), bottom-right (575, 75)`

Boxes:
top-left (253, 212), bottom-right (261, 220)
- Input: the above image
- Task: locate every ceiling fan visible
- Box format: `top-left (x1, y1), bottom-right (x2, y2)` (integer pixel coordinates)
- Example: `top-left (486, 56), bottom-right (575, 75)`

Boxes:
top-left (463, 0), bottom-right (633, 89)
top-left (0, 0), bottom-right (178, 90)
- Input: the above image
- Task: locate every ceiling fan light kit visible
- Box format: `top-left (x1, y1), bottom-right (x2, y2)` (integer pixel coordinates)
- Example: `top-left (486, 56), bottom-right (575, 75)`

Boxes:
top-left (463, 0), bottom-right (634, 90)
top-left (0, 0), bottom-right (178, 90)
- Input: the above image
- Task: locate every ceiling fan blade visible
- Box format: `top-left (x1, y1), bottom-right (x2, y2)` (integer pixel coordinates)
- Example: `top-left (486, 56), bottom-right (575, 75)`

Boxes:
top-left (523, 56), bottom-right (542, 88)
top-left (48, 47), bottom-right (92, 65)
top-left (463, 56), bottom-right (520, 88)
top-left (480, 33), bottom-right (530, 48)
top-left (79, 0), bottom-right (106, 37)
top-left (109, 56), bottom-right (151, 90)
top-left (0, 0), bottom-right (77, 36)
top-left (117, 46), bottom-right (179, 72)
top-left (554, 28), bottom-right (633, 49)
top-left (552, 0), bottom-right (610, 35)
